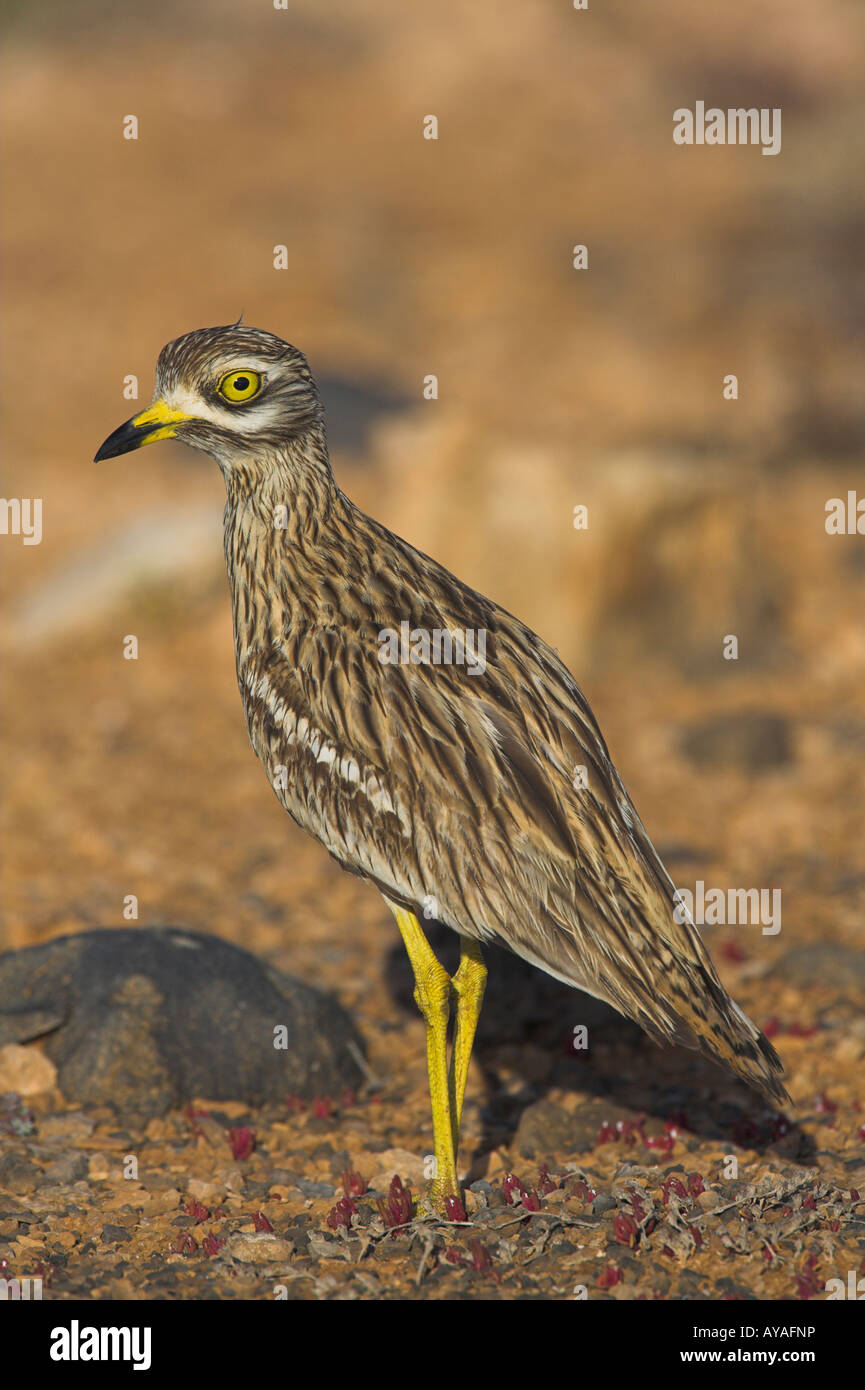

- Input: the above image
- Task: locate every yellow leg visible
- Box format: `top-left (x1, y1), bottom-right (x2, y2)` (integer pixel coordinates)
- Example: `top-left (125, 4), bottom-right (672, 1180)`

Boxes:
top-left (449, 937), bottom-right (486, 1155)
top-left (386, 902), bottom-right (459, 1208)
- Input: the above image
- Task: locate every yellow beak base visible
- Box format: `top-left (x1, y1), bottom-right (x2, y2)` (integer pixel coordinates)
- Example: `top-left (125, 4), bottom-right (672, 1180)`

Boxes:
top-left (94, 400), bottom-right (194, 461)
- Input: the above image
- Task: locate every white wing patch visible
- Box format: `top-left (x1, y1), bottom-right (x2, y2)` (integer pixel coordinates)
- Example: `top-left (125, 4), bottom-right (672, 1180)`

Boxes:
top-left (245, 669), bottom-right (409, 831)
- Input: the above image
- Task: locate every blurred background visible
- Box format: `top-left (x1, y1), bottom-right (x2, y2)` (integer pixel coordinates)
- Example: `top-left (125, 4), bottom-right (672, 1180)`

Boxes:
top-left (1, 0), bottom-right (863, 1058)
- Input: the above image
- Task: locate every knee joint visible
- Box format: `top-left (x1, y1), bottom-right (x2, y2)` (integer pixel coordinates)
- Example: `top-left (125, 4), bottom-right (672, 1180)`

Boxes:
top-left (413, 962), bottom-right (451, 1023)
top-left (453, 960), bottom-right (487, 1008)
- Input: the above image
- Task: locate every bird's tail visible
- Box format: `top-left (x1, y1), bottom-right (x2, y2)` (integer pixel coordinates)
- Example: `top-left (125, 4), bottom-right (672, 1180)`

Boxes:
top-left (529, 899), bottom-right (789, 1107)
top-left (666, 962), bottom-right (789, 1106)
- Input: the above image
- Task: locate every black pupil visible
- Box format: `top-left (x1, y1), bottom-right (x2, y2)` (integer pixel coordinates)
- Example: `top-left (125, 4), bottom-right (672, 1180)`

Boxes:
top-left (234, 376), bottom-right (249, 391)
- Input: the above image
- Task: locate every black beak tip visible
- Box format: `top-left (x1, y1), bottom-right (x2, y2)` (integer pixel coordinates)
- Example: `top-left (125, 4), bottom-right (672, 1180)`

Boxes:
top-left (94, 418), bottom-right (144, 463)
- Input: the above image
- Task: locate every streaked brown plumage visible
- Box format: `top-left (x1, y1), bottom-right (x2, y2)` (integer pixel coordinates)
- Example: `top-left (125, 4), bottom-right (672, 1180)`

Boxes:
top-left (95, 323), bottom-right (787, 1202)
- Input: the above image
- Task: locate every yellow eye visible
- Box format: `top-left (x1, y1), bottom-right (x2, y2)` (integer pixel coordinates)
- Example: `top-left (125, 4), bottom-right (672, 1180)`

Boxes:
top-left (218, 369), bottom-right (262, 403)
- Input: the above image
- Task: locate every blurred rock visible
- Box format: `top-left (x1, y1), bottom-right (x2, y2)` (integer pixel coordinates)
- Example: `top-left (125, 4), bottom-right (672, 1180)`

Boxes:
top-left (318, 374), bottom-right (410, 452)
top-left (88, 1154), bottom-right (112, 1181)
top-left (0, 927), bottom-right (366, 1119)
top-left (227, 1233), bottom-right (295, 1264)
top-left (368, 1147), bottom-right (426, 1190)
top-left (680, 712), bottom-right (793, 770)
top-left (513, 1096), bottom-right (642, 1160)
top-left (7, 502), bottom-right (225, 648)
top-left (39, 1152), bottom-right (89, 1185)
top-left (0, 1153), bottom-right (41, 1194)
top-left (775, 944), bottom-right (865, 993)
top-left (0, 1042), bottom-right (57, 1096)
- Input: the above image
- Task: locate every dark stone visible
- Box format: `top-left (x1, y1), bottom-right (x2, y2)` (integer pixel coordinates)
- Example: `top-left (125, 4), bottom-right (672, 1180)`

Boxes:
top-left (39, 1153), bottom-right (89, 1185)
top-left (282, 1224), bottom-right (311, 1247)
top-left (513, 1095), bottom-right (643, 1159)
top-left (0, 927), bottom-right (366, 1119)
top-left (317, 375), bottom-right (411, 453)
top-left (361, 1137), bottom-right (394, 1153)
top-left (296, 1179), bottom-right (336, 1198)
top-left (101, 1225), bottom-right (132, 1244)
top-left (0, 1153), bottom-right (41, 1193)
top-left (715, 1276), bottom-right (759, 1300)
top-left (240, 1180), bottom-right (272, 1199)
top-left (265, 1168), bottom-right (302, 1187)
top-left (680, 712), bottom-right (792, 770)
top-left (678, 1267), bottom-right (706, 1296)
top-left (592, 1193), bottom-right (617, 1215)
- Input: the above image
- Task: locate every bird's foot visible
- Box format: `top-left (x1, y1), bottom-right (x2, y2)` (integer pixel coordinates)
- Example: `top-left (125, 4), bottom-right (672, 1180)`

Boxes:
top-left (426, 1178), bottom-right (467, 1222)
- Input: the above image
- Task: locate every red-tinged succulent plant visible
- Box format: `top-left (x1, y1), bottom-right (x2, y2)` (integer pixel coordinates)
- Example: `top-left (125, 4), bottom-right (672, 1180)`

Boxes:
top-left (613, 1212), bottom-right (639, 1247)
top-left (645, 1134), bottom-right (675, 1152)
top-left (327, 1196), bottom-right (357, 1230)
top-left (170, 1233), bottom-right (199, 1257)
top-left (341, 1169), bottom-right (369, 1197)
top-left (377, 1174), bottom-right (413, 1230)
top-left (794, 1254), bottom-right (824, 1300)
top-left (502, 1173), bottom-right (527, 1206)
top-left (537, 1164), bottom-right (558, 1195)
top-left (444, 1194), bottom-right (467, 1222)
top-left (720, 940), bottom-right (747, 963)
top-left (627, 1188), bottom-right (646, 1221)
top-left (228, 1126), bottom-right (256, 1160)
top-left (660, 1176), bottom-right (688, 1204)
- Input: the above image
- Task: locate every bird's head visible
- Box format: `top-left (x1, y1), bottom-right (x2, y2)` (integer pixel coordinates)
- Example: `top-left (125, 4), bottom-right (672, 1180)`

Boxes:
top-left (94, 324), bottom-right (323, 471)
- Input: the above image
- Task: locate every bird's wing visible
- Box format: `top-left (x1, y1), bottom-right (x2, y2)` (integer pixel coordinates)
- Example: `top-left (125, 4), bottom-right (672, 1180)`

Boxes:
top-left (456, 621), bottom-right (785, 1102)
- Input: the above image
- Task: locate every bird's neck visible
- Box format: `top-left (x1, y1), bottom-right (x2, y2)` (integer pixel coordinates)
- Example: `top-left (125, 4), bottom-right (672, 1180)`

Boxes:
top-left (223, 427), bottom-right (340, 538)
top-left (222, 427), bottom-right (353, 656)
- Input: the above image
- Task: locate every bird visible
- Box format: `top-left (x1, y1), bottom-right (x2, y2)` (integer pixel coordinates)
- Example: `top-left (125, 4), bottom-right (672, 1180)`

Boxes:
top-left (95, 323), bottom-right (787, 1211)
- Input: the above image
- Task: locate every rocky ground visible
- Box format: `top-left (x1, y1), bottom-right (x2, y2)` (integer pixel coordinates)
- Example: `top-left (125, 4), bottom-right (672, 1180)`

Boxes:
top-left (1, 878), bottom-right (863, 1300)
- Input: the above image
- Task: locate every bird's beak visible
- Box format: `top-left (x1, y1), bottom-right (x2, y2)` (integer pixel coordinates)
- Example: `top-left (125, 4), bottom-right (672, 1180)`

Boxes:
top-left (94, 400), bottom-right (194, 462)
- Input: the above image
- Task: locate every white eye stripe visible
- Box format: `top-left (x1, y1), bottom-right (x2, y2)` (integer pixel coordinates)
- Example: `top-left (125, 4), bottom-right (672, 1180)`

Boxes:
top-left (213, 357), bottom-right (274, 375)
top-left (158, 381), bottom-right (284, 434)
